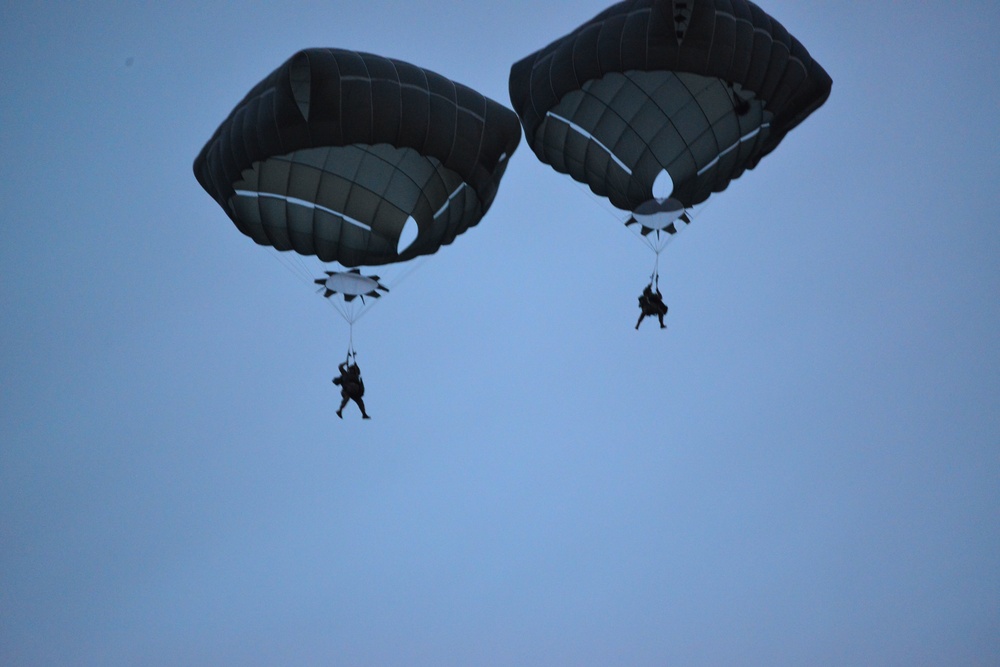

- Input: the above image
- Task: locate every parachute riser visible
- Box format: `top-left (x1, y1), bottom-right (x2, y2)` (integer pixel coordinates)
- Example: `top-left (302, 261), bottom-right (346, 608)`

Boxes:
top-left (345, 321), bottom-right (358, 363)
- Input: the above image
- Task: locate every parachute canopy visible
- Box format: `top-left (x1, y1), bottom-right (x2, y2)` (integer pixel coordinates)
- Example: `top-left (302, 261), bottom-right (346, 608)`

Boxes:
top-left (508, 0), bottom-right (832, 212)
top-left (195, 48), bottom-right (522, 267)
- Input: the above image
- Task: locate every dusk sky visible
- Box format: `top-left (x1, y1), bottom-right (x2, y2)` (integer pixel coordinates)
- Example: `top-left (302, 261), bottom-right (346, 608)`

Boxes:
top-left (2, 2), bottom-right (998, 665)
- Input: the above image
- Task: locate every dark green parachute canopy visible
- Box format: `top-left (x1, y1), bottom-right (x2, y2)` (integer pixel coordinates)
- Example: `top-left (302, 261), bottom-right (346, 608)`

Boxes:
top-left (195, 48), bottom-right (522, 267)
top-left (508, 0), bottom-right (831, 212)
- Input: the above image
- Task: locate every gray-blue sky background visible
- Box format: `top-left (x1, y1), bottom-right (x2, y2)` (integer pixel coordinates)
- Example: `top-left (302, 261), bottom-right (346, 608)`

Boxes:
top-left (2, 2), bottom-right (998, 665)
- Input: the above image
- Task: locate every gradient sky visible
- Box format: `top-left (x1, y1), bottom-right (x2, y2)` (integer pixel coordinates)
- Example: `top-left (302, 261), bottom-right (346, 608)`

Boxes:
top-left (2, 2), bottom-right (999, 665)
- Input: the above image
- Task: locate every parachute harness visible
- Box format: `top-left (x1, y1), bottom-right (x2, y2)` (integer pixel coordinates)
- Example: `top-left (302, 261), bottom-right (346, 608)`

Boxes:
top-left (262, 244), bottom-right (433, 363)
top-left (316, 256), bottom-right (430, 360)
top-left (643, 228), bottom-right (672, 286)
top-left (344, 333), bottom-right (359, 366)
top-left (570, 178), bottom-right (703, 286)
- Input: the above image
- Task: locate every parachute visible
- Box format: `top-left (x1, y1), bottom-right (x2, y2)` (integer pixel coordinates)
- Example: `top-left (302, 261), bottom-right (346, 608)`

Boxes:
top-left (195, 48), bottom-right (521, 356)
top-left (509, 0), bottom-right (831, 279)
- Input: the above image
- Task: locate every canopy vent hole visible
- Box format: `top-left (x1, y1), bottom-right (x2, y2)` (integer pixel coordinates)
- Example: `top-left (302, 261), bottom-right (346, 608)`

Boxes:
top-left (652, 169), bottom-right (675, 200)
top-left (397, 216), bottom-right (419, 255)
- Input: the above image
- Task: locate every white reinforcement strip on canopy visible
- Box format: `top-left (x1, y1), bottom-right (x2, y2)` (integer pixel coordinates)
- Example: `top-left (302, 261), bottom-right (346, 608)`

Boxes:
top-left (234, 190), bottom-right (372, 232)
top-left (433, 183), bottom-right (469, 219)
top-left (545, 111), bottom-right (633, 176)
top-left (697, 122), bottom-right (771, 176)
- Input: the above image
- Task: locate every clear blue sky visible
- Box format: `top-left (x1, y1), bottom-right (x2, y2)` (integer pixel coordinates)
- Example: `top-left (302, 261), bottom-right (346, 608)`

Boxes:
top-left (2, 2), bottom-right (998, 665)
